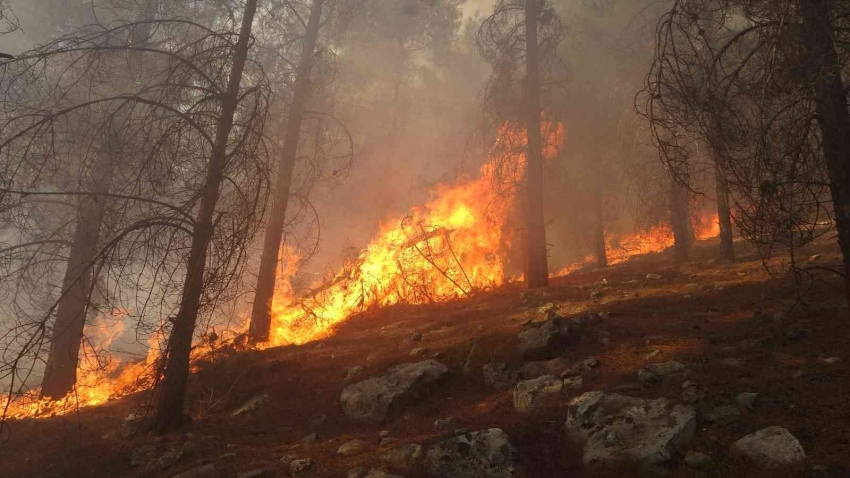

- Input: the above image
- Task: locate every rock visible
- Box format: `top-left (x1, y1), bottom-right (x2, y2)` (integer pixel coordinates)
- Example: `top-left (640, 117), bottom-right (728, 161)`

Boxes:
top-left (590, 290), bottom-right (603, 302)
top-left (519, 357), bottom-right (570, 380)
top-left (513, 375), bottom-right (563, 413)
top-left (338, 439), bottom-right (371, 456)
top-left (289, 458), bottom-right (314, 474)
top-left (340, 360), bottom-right (448, 423)
top-left (646, 273), bottom-right (663, 280)
top-left (705, 405), bottom-right (741, 425)
top-left (434, 416), bottom-right (461, 431)
top-left (785, 328), bottom-right (807, 341)
top-left (410, 347), bottom-right (429, 356)
top-left (645, 349), bottom-right (660, 360)
top-left (411, 332), bottom-right (423, 342)
top-left (563, 376), bottom-right (583, 390)
top-left (564, 392), bottom-right (696, 466)
top-left (808, 254), bottom-right (822, 262)
top-left (380, 437), bottom-right (399, 446)
top-left (731, 427), bottom-right (806, 467)
top-left (231, 393), bottom-right (269, 417)
top-left (561, 357), bottom-right (599, 378)
top-left (346, 366), bottom-right (365, 381)
top-left (425, 428), bottom-right (519, 478)
top-left (379, 430), bottom-right (391, 437)
top-left (685, 451), bottom-right (713, 469)
top-left (302, 432), bottom-right (320, 443)
top-left (483, 362), bottom-right (519, 391)
top-left (720, 358), bottom-right (746, 367)
top-left (736, 392), bottom-right (759, 409)
top-left (171, 464), bottom-right (217, 478)
top-left (819, 357), bottom-right (841, 365)
top-left (379, 443), bottom-right (424, 471)
top-left (637, 361), bottom-right (687, 384)
top-left (517, 317), bottom-right (572, 360)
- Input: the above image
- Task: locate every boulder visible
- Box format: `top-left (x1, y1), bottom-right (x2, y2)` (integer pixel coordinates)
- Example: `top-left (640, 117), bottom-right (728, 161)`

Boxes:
top-left (731, 427), bottom-right (806, 468)
top-left (564, 392), bottom-right (696, 466)
top-left (637, 361), bottom-right (688, 384)
top-left (379, 443), bottom-right (424, 471)
top-left (434, 416), bottom-right (461, 431)
top-left (517, 317), bottom-right (572, 360)
top-left (425, 428), bottom-right (519, 478)
top-left (569, 313), bottom-right (602, 327)
top-left (346, 366), bottom-right (365, 381)
top-left (563, 376), bottom-right (583, 390)
top-left (483, 363), bottom-right (519, 391)
top-left (513, 375), bottom-right (563, 413)
top-left (736, 392), bottom-right (759, 409)
top-left (340, 360), bottom-right (448, 423)
top-left (519, 357), bottom-right (570, 380)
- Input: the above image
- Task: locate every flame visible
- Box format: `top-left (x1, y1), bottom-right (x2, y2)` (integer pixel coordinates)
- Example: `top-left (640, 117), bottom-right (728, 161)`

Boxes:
top-left (553, 213), bottom-right (722, 276)
top-left (269, 122), bottom-right (566, 345)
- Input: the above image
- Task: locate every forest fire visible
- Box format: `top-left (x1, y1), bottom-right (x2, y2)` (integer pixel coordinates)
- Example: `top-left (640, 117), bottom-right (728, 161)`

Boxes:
top-left (554, 213), bottom-right (721, 277)
top-left (267, 122), bottom-right (566, 345)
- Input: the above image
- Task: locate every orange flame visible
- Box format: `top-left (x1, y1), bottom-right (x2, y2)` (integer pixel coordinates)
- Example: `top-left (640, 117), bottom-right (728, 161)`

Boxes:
top-left (268, 122), bottom-right (566, 345)
top-left (553, 213), bottom-right (722, 276)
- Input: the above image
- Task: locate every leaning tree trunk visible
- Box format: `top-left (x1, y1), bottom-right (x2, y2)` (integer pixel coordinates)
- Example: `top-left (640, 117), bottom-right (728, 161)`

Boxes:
top-left (248, 0), bottom-right (323, 344)
top-left (714, 162), bottom-right (735, 262)
top-left (523, 0), bottom-right (549, 289)
top-left (800, 0), bottom-right (850, 300)
top-left (155, 0), bottom-right (258, 433)
top-left (41, 151), bottom-right (115, 399)
top-left (669, 179), bottom-right (691, 264)
top-left (592, 159), bottom-right (607, 268)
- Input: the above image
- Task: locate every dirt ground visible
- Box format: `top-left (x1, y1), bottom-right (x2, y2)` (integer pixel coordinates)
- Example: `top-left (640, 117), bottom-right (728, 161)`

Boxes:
top-left (2, 238), bottom-right (849, 478)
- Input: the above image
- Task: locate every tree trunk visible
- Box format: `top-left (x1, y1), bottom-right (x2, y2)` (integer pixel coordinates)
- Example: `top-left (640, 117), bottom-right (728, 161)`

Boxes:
top-left (715, 162), bottom-right (735, 262)
top-left (669, 179), bottom-right (690, 264)
top-left (41, 150), bottom-right (115, 399)
top-left (800, 0), bottom-right (850, 299)
top-left (524, 0), bottom-right (549, 289)
top-left (248, 0), bottom-right (323, 344)
top-left (155, 0), bottom-right (258, 433)
top-left (41, 0), bottom-right (160, 400)
top-left (592, 159), bottom-right (607, 268)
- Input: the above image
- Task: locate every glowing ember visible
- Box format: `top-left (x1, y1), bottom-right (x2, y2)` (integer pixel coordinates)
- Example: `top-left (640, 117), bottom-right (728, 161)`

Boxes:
top-left (268, 122), bottom-right (566, 345)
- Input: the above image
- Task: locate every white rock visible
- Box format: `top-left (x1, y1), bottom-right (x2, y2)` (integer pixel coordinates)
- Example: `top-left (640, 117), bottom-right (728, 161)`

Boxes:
top-left (337, 439), bottom-right (371, 456)
top-left (340, 360), bottom-right (447, 423)
top-left (564, 392), bottom-right (696, 466)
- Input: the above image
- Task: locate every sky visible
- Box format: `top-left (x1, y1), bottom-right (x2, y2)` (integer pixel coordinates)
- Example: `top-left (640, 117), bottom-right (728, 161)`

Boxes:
top-left (462, 0), bottom-right (496, 19)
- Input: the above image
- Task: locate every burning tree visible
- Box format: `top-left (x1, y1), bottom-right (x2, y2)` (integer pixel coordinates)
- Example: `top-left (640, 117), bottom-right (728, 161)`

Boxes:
top-left (477, 0), bottom-right (566, 288)
top-left (0, 0), bottom-right (272, 431)
top-left (641, 0), bottom-right (850, 291)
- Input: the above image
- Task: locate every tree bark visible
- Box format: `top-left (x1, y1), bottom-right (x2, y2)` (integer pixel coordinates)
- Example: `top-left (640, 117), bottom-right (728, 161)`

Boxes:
top-left (714, 162), bottom-right (735, 262)
top-left (592, 159), bottom-right (607, 268)
top-left (248, 0), bottom-right (323, 344)
top-left (799, 0), bottom-right (850, 299)
top-left (669, 179), bottom-right (691, 264)
top-left (524, 0), bottom-right (549, 289)
top-left (155, 0), bottom-right (258, 433)
top-left (41, 150), bottom-right (115, 399)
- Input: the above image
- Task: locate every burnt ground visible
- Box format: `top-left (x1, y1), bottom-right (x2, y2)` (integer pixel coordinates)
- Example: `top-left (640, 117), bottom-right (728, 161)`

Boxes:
top-left (2, 238), bottom-right (850, 478)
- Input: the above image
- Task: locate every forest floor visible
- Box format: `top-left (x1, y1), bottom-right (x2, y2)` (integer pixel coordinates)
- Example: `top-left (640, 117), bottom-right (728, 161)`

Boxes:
top-left (2, 237), bottom-right (849, 478)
